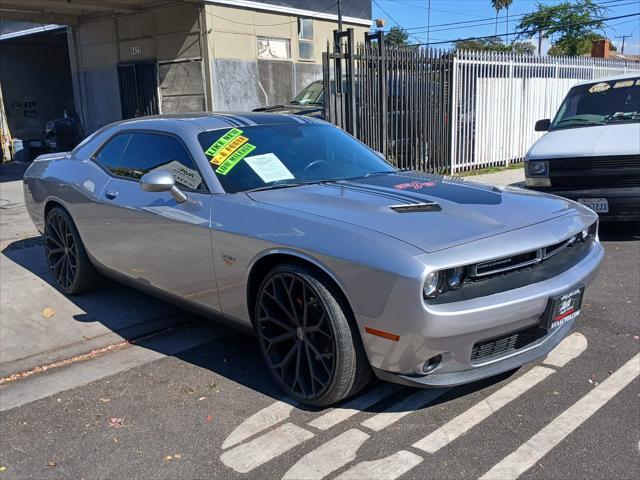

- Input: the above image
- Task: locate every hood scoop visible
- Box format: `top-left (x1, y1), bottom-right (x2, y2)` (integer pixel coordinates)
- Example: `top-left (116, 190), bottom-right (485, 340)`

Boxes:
top-left (390, 202), bottom-right (441, 213)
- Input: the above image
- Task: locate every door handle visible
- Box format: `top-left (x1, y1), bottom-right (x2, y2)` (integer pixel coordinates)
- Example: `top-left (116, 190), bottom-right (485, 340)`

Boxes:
top-left (105, 190), bottom-right (119, 200)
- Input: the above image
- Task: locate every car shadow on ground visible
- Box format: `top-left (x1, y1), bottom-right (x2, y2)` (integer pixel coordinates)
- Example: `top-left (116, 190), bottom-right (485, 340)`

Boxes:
top-left (2, 236), bottom-right (520, 414)
top-left (598, 222), bottom-right (640, 242)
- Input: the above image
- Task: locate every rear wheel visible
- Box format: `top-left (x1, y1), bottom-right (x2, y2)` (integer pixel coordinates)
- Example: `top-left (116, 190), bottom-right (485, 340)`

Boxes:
top-left (254, 263), bottom-right (371, 407)
top-left (44, 207), bottom-right (99, 294)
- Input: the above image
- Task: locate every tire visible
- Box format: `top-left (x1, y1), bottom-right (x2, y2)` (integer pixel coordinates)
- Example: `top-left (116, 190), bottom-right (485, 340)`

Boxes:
top-left (44, 207), bottom-right (100, 294)
top-left (254, 263), bottom-right (372, 407)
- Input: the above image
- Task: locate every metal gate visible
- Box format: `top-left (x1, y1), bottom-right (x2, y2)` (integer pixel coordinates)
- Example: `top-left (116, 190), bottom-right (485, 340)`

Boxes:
top-left (450, 51), bottom-right (640, 172)
top-left (117, 62), bottom-right (159, 119)
top-left (323, 30), bottom-right (453, 173)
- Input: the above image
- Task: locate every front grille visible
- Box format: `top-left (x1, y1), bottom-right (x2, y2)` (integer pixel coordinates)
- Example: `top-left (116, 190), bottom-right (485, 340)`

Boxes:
top-left (470, 325), bottom-right (546, 363)
top-left (474, 250), bottom-right (540, 276)
top-left (468, 226), bottom-right (595, 282)
top-left (548, 155), bottom-right (640, 189)
top-left (543, 238), bottom-right (570, 258)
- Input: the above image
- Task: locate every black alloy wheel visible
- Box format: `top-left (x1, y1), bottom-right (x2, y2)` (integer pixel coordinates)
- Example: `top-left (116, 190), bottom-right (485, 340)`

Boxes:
top-left (45, 210), bottom-right (78, 290)
top-left (44, 207), bottom-right (99, 294)
top-left (255, 264), bottom-right (371, 406)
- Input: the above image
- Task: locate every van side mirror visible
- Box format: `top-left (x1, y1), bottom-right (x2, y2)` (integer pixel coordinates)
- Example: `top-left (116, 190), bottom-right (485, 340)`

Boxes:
top-left (140, 170), bottom-right (187, 203)
top-left (535, 119), bottom-right (551, 132)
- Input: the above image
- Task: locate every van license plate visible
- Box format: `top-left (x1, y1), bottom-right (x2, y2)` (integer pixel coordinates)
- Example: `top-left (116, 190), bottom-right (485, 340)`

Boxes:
top-left (577, 198), bottom-right (609, 213)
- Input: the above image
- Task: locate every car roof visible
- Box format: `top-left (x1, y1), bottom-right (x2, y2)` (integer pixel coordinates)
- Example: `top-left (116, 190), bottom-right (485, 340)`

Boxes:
top-left (574, 72), bottom-right (640, 87)
top-left (111, 112), bottom-right (326, 132)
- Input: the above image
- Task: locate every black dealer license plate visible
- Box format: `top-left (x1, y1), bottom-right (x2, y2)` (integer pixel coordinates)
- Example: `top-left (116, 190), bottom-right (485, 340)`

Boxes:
top-left (541, 286), bottom-right (585, 331)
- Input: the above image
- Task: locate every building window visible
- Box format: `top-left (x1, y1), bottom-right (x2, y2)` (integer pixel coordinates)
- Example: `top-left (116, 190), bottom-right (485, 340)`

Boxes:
top-left (257, 37), bottom-right (291, 60)
top-left (298, 18), bottom-right (314, 60)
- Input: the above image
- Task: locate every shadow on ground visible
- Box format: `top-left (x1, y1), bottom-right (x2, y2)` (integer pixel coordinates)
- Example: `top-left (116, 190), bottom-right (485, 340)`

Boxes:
top-left (598, 222), bottom-right (640, 242)
top-left (2, 236), bottom-right (522, 414)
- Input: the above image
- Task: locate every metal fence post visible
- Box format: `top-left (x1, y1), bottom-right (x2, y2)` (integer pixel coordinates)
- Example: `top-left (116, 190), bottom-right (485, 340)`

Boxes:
top-left (506, 56), bottom-right (514, 168)
top-left (345, 28), bottom-right (356, 135)
top-left (449, 54), bottom-right (459, 174)
top-left (377, 32), bottom-right (387, 157)
top-left (322, 48), bottom-right (331, 123)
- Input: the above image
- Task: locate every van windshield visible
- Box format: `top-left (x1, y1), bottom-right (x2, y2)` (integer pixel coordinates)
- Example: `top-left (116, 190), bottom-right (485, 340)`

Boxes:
top-left (550, 77), bottom-right (640, 130)
top-left (291, 82), bottom-right (324, 105)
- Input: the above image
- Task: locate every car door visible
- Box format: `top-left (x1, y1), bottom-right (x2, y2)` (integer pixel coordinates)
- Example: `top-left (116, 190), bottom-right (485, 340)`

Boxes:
top-left (90, 130), bottom-right (219, 311)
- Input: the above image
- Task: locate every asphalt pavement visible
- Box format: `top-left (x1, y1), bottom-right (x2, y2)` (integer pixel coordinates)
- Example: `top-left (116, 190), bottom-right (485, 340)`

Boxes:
top-left (0, 162), bottom-right (638, 480)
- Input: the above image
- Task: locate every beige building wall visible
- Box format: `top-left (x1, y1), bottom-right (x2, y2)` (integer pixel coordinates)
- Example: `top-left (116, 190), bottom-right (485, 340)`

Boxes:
top-left (207, 4), bottom-right (368, 63)
top-left (67, 1), bottom-right (370, 130)
top-left (205, 3), bottom-right (369, 111)
top-left (70, 2), bottom-right (205, 133)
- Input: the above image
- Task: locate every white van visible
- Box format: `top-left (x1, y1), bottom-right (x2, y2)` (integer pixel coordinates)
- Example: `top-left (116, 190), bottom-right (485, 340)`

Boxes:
top-left (525, 73), bottom-right (640, 222)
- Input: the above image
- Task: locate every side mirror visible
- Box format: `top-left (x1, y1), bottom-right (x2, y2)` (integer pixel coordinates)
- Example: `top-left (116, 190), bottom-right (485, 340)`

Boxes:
top-left (535, 119), bottom-right (551, 132)
top-left (140, 170), bottom-right (187, 203)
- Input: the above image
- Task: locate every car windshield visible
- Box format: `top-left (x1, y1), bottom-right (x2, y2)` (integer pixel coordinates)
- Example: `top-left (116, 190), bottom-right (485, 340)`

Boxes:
top-left (291, 82), bottom-right (324, 105)
top-left (550, 77), bottom-right (640, 130)
top-left (197, 123), bottom-right (395, 193)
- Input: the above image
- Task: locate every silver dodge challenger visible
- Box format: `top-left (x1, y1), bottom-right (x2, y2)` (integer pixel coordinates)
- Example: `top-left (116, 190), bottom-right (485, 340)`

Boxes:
top-left (23, 113), bottom-right (604, 406)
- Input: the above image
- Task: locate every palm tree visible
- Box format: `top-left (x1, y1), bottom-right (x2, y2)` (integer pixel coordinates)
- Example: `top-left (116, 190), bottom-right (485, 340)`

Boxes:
top-left (491, 0), bottom-right (513, 40)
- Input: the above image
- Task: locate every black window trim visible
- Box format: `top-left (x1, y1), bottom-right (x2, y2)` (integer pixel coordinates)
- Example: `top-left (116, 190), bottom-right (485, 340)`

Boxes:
top-left (91, 128), bottom-right (210, 193)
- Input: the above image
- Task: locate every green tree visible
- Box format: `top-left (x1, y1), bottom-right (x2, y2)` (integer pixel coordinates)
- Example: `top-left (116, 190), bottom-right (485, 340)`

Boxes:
top-left (511, 40), bottom-right (536, 55)
top-left (515, 0), bottom-right (607, 56)
top-left (491, 0), bottom-right (514, 38)
top-left (455, 37), bottom-right (509, 52)
top-left (454, 36), bottom-right (535, 55)
top-left (385, 26), bottom-right (410, 46)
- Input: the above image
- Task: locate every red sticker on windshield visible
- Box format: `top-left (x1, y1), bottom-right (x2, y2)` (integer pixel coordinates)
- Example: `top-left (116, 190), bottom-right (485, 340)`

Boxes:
top-left (394, 181), bottom-right (436, 190)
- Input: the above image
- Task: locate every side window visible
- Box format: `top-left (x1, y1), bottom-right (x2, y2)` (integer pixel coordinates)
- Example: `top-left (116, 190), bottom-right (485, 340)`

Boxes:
top-left (116, 132), bottom-right (205, 191)
top-left (94, 133), bottom-right (130, 172)
top-left (298, 18), bottom-right (314, 61)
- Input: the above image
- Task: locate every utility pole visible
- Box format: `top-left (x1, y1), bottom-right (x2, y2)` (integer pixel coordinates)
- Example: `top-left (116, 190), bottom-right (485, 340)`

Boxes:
top-left (615, 34), bottom-right (631, 54)
top-left (337, 0), bottom-right (343, 32)
top-left (538, 29), bottom-right (543, 56)
top-left (426, 0), bottom-right (431, 47)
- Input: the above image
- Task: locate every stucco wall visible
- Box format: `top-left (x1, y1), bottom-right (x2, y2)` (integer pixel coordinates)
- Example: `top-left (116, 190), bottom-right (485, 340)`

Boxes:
top-left (205, 3), bottom-right (369, 110)
top-left (74, 17), bottom-right (121, 134)
top-left (71, 2), bottom-right (204, 133)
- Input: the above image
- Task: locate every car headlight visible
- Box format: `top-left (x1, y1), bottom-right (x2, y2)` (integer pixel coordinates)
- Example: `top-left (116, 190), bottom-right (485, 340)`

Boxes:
top-left (446, 266), bottom-right (466, 290)
top-left (527, 160), bottom-right (549, 176)
top-left (423, 271), bottom-right (441, 299)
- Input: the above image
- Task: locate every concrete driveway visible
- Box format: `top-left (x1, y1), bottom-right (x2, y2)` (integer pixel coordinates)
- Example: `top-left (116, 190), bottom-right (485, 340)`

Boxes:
top-left (0, 161), bottom-right (218, 378)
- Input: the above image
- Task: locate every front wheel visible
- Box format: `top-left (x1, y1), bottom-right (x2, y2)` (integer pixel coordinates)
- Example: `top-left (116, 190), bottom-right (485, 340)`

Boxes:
top-left (44, 207), bottom-right (100, 294)
top-left (254, 264), bottom-right (371, 407)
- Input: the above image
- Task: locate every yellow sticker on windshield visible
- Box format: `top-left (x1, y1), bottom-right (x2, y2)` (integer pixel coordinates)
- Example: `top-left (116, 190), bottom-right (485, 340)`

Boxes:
top-left (216, 143), bottom-right (256, 175)
top-left (613, 80), bottom-right (634, 89)
top-left (588, 82), bottom-right (610, 93)
top-left (205, 128), bottom-right (243, 157)
top-left (211, 135), bottom-right (249, 165)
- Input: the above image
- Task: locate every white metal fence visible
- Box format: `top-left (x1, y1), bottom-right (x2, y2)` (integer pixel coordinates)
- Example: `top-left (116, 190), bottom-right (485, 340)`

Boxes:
top-left (450, 51), bottom-right (640, 173)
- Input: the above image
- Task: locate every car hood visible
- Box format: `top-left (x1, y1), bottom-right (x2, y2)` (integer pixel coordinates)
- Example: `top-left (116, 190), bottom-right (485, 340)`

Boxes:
top-left (528, 123), bottom-right (640, 159)
top-left (246, 172), bottom-right (580, 253)
top-left (252, 104), bottom-right (323, 116)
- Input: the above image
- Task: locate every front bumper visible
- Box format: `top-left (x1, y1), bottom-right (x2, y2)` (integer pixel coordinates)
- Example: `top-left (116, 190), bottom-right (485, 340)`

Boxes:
top-left (373, 316), bottom-right (574, 387)
top-left (527, 185), bottom-right (640, 222)
top-left (358, 238), bottom-right (604, 388)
